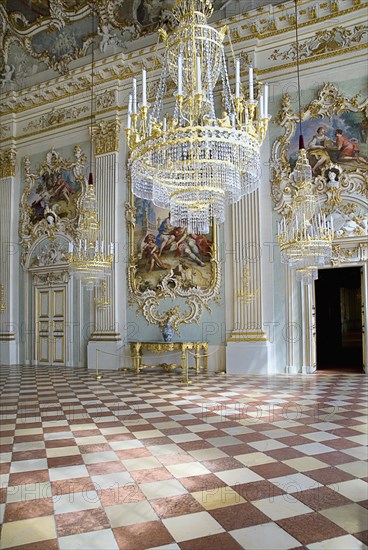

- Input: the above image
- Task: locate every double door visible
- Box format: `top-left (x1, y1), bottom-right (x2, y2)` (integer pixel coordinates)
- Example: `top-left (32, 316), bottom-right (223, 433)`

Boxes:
top-left (35, 286), bottom-right (67, 366)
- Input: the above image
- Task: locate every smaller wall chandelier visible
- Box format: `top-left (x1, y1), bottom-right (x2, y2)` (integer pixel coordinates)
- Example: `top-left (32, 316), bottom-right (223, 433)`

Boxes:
top-left (277, 0), bottom-right (334, 285)
top-left (278, 148), bottom-right (334, 285)
top-left (126, 0), bottom-right (270, 234)
top-left (69, 174), bottom-right (113, 290)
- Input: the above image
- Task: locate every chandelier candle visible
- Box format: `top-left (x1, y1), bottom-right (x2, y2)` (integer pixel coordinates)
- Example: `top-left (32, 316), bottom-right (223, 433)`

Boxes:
top-left (126, 0), bottom-right (270, 234)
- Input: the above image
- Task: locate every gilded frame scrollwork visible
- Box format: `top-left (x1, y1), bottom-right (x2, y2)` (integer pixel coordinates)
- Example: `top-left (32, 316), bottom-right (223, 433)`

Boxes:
top-left (126, 180), bottom-right (221, 331)
top-left (271, 82), bottom-right (368, 216)
top-left (19, 146), bottom-right (87, 266)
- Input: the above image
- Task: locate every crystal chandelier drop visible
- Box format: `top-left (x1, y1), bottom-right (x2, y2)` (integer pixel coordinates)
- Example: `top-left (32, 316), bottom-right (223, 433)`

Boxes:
top-left (277, 0), bottom-right (333, 285)
top-left (69, 14), bottom-right (113, 289)
top-left (126, 0), bottom-right (270, 234)
top-left (278, 148), bottom-right (334, 285)
top-left (69, 174), bottom-right (113, 290)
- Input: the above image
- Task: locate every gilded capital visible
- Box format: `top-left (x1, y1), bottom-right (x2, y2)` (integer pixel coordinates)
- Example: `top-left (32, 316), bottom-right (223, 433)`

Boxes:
top-left (90, 120), bottom-right (121, 155)
top-left (0, 148), bottom-right (16, 179)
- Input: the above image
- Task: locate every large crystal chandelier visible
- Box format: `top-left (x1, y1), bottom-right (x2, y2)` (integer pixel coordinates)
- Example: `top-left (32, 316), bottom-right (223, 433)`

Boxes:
top-left (126, 0), bottom-right (270, 234)
top-left (277, 0), bottom-right (333, 285)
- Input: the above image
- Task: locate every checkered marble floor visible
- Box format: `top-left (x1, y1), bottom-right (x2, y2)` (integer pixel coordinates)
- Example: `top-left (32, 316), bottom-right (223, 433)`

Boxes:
top-left (0, 365), bottom-right (367, 550)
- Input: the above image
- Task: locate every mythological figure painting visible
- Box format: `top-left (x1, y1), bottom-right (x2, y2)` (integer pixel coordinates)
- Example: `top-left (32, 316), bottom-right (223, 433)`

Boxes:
top-left (134, 199), bottom-right (213, 291)
top-left (288, 112), bottom-right (368, 176)
top-left (27, 168), bottom-right (80, 225)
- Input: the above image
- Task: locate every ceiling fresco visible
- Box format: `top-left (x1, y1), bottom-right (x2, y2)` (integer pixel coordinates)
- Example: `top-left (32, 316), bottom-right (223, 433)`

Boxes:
top-left (0, 0), bottom-right (286, 89)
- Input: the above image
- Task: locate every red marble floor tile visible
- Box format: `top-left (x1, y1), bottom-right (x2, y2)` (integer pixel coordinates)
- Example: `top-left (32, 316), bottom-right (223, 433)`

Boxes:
top-left (354, 531), bottom-right (368, 545)
top-left (179, 473), bottom-right (227, 492)
top-left (55, 507), bottom-right (110, 536)
top-left (359, 500), bottom-right (368, 509)
top-left (179, 532), bottom-right (244, 550)
top-left (115, 448), bottom-right (152, 460)
top-left (2, 444), bottom-right (18, 453)
top-left (51, 477), bottom-right (95, 496)
top-left (277, 512), bottom-right (346, 545)
top-left (47, 455), bottom-right (84, 468)
top-left (202, 458), bottom-right (244, 472)
top-left (113, 521), bottom-right (174, 550)
top-left (274, 435), bottom-right (311, 446)
top-left (249, 462), bottom-right (298, 479)
top-left (129, 424), bottom-right (154, 432)
top-left (0, 487), bottom-right (7, 503)
top-left (0, 462), bottom-right (10, 474)
top-left (4, 497), bottom-right (54, 522)
top-left (43, 426), bottom-right (71, 433)
top-left (316, 451), bottom-right (356, 465)
top-left (131, 467), bottom-right (172, 484)
top-left (12, 450), bottom-right (47, 461)
top-left (289, 426), bottom-right (319, 435)
top-left (151, 493), bottom-right (205, 519)
top-left (78, 444), bottom-right (112, 453)
top-left (72, 429), bottom-right (102, 437)
top-left (44, 438), bottom-right (75, 448)
top-left (325, 438), bottom-right (360, 450)
top-left (86, 461), bottom-right (126, 475)
top-left (210, 502), bottom-right (270, 530)
top-left (294, 486), bottom-right (351, 511)
top-left (306, 466), bottom-right (354, 484)
top-left (332, 427), bottom-right (365, 437)
top-left (8, 470), bottom-right (49, 486)
top-left (178, 441), bottom-right (213, 451)
top-left (13, 434), bottom-right (44, 443)
top-left (234, 480), bottom-right (285, 501)
top-left (98, 485), bottom-right (146, 505)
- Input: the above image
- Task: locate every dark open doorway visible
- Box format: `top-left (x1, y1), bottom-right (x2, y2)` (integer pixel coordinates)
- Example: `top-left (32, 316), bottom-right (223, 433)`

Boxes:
top-left (315, 266), bottom-right (363, 371)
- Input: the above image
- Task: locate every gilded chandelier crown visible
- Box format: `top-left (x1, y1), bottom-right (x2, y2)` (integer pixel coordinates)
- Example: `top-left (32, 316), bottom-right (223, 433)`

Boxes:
top-left (172, 0), bottom-right (214, 22)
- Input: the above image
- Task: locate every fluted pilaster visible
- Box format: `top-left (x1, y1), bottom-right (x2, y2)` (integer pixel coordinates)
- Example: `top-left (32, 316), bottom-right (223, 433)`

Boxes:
top-left (228, 190), bottom-right (266, 342)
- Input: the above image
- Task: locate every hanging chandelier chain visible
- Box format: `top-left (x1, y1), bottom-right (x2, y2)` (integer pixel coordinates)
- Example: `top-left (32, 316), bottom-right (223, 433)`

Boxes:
top-left (294, 0), bottom-right (303, 139)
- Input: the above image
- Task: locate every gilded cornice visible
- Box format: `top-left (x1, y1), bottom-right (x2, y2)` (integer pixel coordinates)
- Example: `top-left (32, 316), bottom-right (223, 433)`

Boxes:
top-left (0, 1), bottom-right (366, 119)
top-left (91, 119), bottom-right (121, 155)
top-left (0, 148), bottom-right (16, 179)
top-left (257, 42), bottom-right (368, 75)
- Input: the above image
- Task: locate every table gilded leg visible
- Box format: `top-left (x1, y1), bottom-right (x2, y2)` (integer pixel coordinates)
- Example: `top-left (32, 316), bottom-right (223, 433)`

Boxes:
top-left (203, 343), bottom-right (208, 373)
top-left (131, 342), bottom-right (141, 373)
top-left (181, 344), bottom-right (188, 384)
top-left (194, 344), bottom-right (200, 374)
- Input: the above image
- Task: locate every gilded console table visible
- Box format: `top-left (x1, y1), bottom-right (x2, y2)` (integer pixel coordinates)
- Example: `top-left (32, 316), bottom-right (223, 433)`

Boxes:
top-left (129, 342), bottom-right (208, 383)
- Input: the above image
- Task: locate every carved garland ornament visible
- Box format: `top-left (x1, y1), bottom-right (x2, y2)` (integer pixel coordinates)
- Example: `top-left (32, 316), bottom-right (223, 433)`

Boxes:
top-left (125, 196), bottom-right (221, 332)
top-left (0, 148), bottom-right (16, 179)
